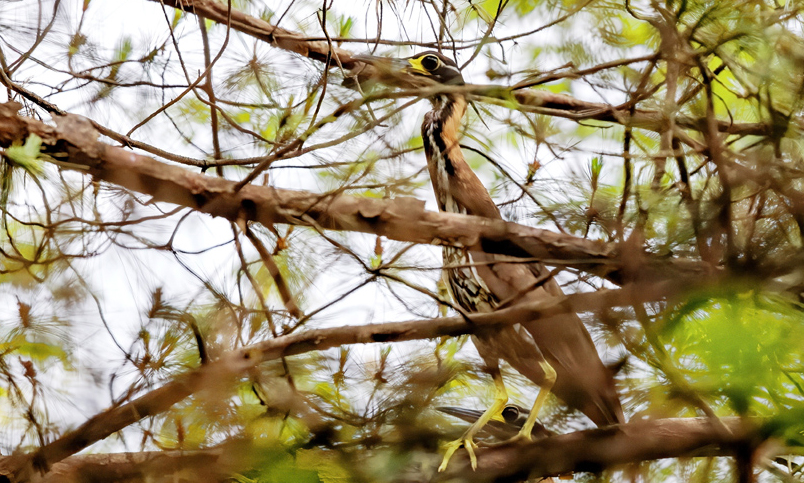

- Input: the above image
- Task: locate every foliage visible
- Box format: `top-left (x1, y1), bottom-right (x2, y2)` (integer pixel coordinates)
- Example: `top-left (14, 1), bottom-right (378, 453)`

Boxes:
top-left (3, 0), bottom-right (804, 480)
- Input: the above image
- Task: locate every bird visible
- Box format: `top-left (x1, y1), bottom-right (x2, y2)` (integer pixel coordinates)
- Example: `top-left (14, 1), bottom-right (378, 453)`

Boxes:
top-left (438, 405), bottom-right (568, 482)
top-left (355, 51), bottom-right (624, 472)
top-left (438, 404), bottom-right (554, 440)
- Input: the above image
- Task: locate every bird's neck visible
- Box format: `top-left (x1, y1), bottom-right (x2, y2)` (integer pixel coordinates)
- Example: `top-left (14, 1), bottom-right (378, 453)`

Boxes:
top-left (422, 95), bottom-right (467, 213)
top-left (422, 95), bottom-right (500, 219)
top-left (430, 94), bottom-right (466, 115)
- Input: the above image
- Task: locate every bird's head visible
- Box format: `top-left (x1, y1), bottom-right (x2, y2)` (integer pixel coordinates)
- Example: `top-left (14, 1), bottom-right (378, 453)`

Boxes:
top-left (349, 51), bottom-right (465, 89)
top-left (403, 51), bottom-right (465, 86)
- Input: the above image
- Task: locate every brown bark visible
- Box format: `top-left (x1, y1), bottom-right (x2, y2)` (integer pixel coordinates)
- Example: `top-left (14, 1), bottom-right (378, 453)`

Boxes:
top-left (436, 417), bottom-right (765, 482)
top-left (0, 418), bottom-right (774, 483)
top-left (9, 448), bottom-right (239, 483)
top-left (155, 0), bottom-right (360, 69)
top-left (0, 101), bottom-right (713, 285)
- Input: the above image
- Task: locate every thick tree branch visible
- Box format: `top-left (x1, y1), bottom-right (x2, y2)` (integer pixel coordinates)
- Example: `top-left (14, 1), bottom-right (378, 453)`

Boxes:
top-left (0, 449), bottom-right (239, 483)
top-left (0, 101), bottom-right (713, 285)
top-left (0, 417), bottom-right (781, 483)
top-left (437, 417), bottom-right (771, 482)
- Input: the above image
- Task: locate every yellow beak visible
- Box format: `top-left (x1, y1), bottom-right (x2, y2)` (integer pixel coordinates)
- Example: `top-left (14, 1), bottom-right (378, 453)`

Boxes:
top-left (406, 57), bottom-right (430, 76)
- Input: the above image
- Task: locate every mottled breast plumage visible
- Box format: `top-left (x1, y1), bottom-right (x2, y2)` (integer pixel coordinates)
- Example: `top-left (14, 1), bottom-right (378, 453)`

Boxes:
top-left (423, 104), bottom-right (499, 315)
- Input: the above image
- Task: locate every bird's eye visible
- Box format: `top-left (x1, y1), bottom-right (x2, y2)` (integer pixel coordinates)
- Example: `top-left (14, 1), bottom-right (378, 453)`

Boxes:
top-left (501, 405), bottom-right (520, 423)
top-left (421, 55), bottom-right (440, 71)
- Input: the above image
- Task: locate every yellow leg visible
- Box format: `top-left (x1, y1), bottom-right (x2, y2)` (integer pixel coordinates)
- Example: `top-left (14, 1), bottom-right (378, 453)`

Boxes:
top-left (516, 361), bottom-right (556, 441)
top-left (439, 372), bottom-right (508, 472)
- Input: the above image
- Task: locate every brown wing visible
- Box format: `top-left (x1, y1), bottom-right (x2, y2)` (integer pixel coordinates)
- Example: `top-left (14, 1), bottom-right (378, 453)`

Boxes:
top-left (469, 249), bottom-right (623, 425)
top-left (426, 93), bottom-right (623, 426)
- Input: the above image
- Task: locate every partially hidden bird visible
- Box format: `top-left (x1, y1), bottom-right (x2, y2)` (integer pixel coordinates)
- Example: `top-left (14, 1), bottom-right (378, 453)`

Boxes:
top-left (437, 404), bottom-right (554, 441)
top-left (355, 51), bottom-right (624, 472)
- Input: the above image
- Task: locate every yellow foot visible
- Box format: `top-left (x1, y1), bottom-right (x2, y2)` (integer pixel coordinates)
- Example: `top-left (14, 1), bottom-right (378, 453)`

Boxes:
top-left (506, 427), bottom-right (533, 444)
top-left (438, 436), bottom-right (479, 472)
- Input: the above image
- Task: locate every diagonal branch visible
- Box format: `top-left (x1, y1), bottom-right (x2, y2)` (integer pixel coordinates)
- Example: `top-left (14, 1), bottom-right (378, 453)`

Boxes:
top-left (0, 101), bottom-right (714, 285)
top-left (154, 0), bottom-right (361, 68)
top-left (150, 0), bottom-right (774, 137)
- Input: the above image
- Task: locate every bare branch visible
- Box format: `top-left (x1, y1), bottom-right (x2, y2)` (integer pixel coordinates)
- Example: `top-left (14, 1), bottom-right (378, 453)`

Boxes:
top-left (154, 0), bottom-right (361, 69)
top-left (0, 283), bottom-right (670, 481)
top-left (436, 417), bottom-right (766, 482)
top-left (0, 417), bottom-right (777, 483)
top-left (0, 101), bottom-right (715, 285)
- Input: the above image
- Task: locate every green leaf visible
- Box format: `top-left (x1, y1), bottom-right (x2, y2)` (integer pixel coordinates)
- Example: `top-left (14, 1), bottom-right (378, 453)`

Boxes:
top-left (662, 290), bottom-right (804, 415)
top-left (590, 156), bottom-right (603, 190)
top-left (172, 9), bottom-right (182, 28)
top-left (0, 333), bottom-right (71, 368)
top-left (4, 134), bottom-right (44, 176)
top-left (337, 16), bottom-right (355, 38)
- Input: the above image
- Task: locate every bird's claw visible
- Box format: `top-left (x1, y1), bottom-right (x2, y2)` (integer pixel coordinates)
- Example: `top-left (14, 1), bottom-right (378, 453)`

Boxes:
top-left (438, 437), bottom-right (479, 472)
